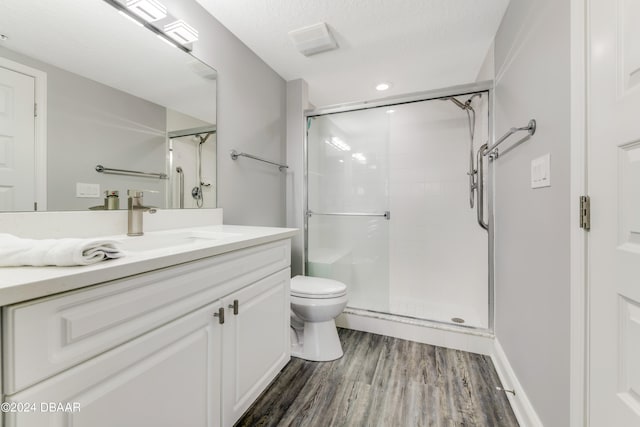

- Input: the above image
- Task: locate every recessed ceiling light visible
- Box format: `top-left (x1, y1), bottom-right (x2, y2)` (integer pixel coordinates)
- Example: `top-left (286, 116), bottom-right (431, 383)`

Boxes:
top-left (376, 83), bottom-right (390, 91)
top-left (0, 34), bottom-right (8, 41)
top-left (386, 109), bottom-right (395, 114)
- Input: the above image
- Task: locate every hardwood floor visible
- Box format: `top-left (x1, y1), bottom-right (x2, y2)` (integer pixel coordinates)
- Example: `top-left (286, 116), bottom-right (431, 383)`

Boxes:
top-left (236, 328), bottom-right (519, 427)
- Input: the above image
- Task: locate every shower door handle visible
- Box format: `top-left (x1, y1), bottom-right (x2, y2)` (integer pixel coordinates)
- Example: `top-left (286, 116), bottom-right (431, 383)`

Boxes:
top-left (306, 211), bottom-right (391, 220)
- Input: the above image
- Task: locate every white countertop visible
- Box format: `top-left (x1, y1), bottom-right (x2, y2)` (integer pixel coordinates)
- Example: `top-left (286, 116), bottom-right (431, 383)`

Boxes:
top-left (0, 225), bottom-right (298, 306)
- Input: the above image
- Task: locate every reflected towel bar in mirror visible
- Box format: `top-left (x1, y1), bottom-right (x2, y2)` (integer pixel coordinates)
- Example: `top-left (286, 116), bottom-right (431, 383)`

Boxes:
top-left (230, 150), bottom-right (289, 172)
top-left (95, 165), bottom-right (168, 179)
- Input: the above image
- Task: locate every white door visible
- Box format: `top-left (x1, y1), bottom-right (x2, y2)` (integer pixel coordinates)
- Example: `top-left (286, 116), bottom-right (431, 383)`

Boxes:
top-left (5, 302), bottom-right (223, 427)
top-left (0, 66), bottom-right (35, 211)
top-left (221, 268), bottom-right (290, 427)
top-left (588, 0), bottom-right (640, 425)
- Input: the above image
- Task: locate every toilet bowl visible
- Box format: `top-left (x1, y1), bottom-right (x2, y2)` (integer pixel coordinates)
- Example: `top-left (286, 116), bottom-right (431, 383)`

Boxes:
top-left (290, 275), bottom-right (348, 361)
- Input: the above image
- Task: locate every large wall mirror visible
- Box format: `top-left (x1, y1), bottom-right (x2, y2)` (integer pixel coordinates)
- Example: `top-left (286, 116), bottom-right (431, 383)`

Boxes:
top-left (0, 0), bottom-right (217, 212)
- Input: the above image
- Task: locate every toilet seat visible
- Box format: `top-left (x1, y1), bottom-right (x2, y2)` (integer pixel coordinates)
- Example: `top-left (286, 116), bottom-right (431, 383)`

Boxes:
top-left (290, 276), bottom-right (347, 299)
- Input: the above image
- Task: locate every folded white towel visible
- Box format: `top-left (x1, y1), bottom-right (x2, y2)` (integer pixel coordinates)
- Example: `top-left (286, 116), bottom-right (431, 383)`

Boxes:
top-left (0, 233), bottom-right (124, 267)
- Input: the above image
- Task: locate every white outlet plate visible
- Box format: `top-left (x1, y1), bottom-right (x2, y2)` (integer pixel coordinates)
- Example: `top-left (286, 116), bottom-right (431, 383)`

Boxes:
top-left (76, 183), bottom-right (100, 198)
top-left (531, 154), bottom-right (551, 188)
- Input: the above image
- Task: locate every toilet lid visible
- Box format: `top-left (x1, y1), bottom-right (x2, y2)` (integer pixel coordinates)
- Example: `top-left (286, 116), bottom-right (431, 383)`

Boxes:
top-left (290, 276), bottom-right (347, 298)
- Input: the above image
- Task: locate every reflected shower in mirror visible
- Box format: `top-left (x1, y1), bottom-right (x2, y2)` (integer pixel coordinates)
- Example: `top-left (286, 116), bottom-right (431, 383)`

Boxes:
top-left (0, 0), bottom-right (217, 212)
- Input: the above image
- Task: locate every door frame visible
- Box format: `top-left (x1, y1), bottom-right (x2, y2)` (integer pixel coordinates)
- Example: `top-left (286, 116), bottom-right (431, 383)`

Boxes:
top-left (569, 0), bottom-right (588, 425)
top-left (0, 56), bottom-right (47, 211)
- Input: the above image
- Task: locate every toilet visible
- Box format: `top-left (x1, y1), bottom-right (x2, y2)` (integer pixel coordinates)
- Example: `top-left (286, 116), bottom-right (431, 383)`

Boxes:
top-left (290, 275), bottom-right (348, 361)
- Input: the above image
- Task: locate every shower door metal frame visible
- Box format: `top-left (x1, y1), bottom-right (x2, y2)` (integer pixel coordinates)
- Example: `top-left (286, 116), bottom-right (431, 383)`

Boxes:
top-left (303, 80), bottom-right (495, 333)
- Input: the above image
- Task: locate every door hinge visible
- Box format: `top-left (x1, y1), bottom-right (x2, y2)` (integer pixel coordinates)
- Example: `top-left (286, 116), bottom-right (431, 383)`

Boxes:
top-left (34, 202), bottom-right (38, 211)
top-left (580, 196), bottom-right (590, 231)
top-left (34, 103), bottom-right (38, 117)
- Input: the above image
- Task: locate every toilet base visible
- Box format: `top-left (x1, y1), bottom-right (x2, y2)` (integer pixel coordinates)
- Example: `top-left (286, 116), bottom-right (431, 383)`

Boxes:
top-left (291, 319), bottom-right (343, 362)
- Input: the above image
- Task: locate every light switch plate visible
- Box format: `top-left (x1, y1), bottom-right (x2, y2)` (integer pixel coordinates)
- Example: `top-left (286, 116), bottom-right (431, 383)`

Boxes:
top-left (76, 183), bottom-right (100, 198)
top-left (531, 154), bottom-right (551, 188)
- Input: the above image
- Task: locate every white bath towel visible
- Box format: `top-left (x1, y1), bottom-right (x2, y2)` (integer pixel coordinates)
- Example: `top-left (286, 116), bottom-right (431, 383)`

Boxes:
top-left (0, 233), bottom-right (124, 267)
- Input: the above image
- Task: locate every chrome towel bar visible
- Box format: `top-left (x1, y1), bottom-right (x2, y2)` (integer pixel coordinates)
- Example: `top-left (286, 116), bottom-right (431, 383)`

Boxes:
top-left (230, 150), bottom-right (288, 171)
top-left (95, 165), bottom-right (168, 179)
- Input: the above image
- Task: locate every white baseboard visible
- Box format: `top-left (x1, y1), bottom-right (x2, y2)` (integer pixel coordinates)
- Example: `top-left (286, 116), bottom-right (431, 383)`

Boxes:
top-left (491, 339), bottom-right (544, 427)
top-left (336, 310), bottom-right (494, 355)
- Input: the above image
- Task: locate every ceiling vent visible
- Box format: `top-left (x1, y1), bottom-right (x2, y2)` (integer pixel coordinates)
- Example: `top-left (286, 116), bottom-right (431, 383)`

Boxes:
top-left (288, 23), bottom-right (338, 57)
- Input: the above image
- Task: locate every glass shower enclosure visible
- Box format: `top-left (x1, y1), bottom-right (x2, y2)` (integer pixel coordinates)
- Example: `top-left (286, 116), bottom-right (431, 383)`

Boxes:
top-left (305, 84), bottom-right (491, 329)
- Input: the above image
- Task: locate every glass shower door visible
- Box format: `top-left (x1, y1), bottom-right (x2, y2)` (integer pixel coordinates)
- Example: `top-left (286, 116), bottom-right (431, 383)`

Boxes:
top-left (306, 108), bottom-right (391, 313)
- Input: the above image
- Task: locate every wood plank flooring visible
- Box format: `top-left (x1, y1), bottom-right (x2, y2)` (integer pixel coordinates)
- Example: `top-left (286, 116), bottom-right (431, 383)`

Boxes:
top-left (236, 328), bottom-right (518, 427)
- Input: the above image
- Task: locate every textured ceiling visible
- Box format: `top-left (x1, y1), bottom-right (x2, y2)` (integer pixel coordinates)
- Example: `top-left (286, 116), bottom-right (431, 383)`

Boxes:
top-left (195, 0), bottom-right (509, 106)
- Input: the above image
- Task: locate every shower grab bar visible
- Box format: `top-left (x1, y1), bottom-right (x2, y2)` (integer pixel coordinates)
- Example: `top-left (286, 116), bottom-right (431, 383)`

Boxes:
top-left (95, 165), bottom-right (168, 179)
top-left (176, 167), bottom-right (184, 208)
top-left (476, 143), bottom-right (489, 231)
top-left (483, 119), bottom-right (536, 159)
top-left (230, 150), bottom-right (289, 171)
top-left (307, 210), bottom-right (391, 220)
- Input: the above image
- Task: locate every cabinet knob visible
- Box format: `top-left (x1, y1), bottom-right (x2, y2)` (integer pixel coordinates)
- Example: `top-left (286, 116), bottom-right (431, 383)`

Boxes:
top-left (213, 307), bottom-right (225, 324)
top-left (228, 299), bottom-right (239, 315)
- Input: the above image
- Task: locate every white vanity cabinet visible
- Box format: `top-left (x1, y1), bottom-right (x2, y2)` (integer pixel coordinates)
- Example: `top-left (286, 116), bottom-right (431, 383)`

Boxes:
top-left (1, 239), bottom-right (292, 427)
top-left (5, 301), bottom-right (223, 427)
top-left (221, 268), bottom-right (290, 426)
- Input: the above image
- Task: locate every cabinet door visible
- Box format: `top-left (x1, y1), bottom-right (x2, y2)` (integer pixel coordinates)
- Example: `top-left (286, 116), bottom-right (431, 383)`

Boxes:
top-left (5, 302), bottom-right (223, 427)
top-left (221, 268), bottom-right (291, 426)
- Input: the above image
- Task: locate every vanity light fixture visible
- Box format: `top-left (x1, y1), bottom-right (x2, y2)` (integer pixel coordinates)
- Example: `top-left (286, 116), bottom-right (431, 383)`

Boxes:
top-left (376, 82), bottom-right (391, 91)
top-left (164, 20), bottom-right (199, 44)
top-left (126, 0), bottom-right (167, 22)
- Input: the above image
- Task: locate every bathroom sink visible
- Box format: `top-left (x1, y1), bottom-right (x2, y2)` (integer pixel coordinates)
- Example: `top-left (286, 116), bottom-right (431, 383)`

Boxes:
top-left (117, 230), bottom-right (241, 253)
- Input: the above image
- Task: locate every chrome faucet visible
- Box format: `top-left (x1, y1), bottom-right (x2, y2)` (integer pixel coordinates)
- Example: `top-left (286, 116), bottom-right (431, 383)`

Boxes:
top-left (127, 190), bottom-right (157, 236)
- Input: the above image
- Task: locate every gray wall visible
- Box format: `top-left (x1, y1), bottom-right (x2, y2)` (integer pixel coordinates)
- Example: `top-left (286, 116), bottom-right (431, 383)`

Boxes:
top-left (0, 46), bottom-right (167, 210)
top-left (493, 0), bottom-right (571, 425)
top-left (163, 0), bottom-right (287, 227)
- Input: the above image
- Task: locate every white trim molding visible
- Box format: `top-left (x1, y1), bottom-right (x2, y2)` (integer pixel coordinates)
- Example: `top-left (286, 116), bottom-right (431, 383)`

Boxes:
top-left (491, 339), bottom-right (544, 427)
top-left (337, 310), bottom-right (495, 356)
top-left (0, 56), bottom-right (48, 211)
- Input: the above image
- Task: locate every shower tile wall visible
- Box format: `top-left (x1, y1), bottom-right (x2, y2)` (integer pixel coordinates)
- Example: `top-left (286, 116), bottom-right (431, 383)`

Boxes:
top-left (307, 95), bottom-right (488, 328)
top-left (388, 100), bottom-right (488, 328)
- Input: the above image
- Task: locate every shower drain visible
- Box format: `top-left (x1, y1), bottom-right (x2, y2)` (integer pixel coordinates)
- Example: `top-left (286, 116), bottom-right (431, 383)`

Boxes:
top-left (451, 317), bottom-right (465, 324)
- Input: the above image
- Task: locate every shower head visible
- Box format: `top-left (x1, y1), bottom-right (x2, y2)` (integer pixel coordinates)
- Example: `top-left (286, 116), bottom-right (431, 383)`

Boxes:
top-left (464, 93), bottom-right (482, 109)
